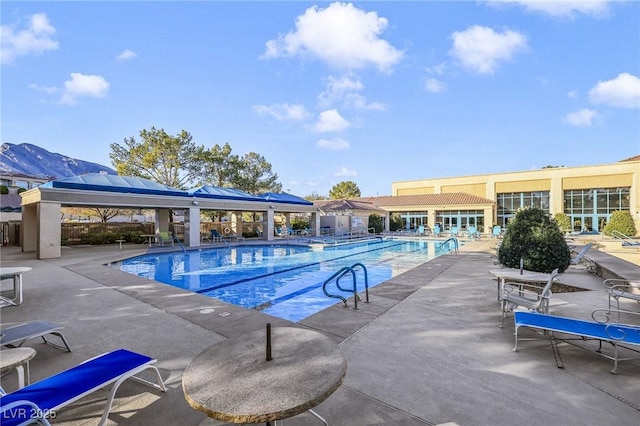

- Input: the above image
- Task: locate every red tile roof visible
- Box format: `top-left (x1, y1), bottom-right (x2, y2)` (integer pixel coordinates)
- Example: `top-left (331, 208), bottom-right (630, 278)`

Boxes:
top-left (620, 155), bottom-right (640, 162)
top-left (357, 192), bottom-right (496, 207)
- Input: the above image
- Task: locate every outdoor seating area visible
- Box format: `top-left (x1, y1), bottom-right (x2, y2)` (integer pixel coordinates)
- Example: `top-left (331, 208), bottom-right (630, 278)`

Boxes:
top-left (513, 310), bottom-right (640, 374)
top-left (0, 236), bottom-right (638, 425)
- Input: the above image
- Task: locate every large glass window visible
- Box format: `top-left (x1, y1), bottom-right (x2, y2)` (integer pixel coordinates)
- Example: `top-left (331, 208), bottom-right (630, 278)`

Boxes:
top-left (563, 187), bottom-right (631, 232)
top-left (435, 210), bottom-right (485, 232)
top-left (496, 191), bottom-right (550, 227)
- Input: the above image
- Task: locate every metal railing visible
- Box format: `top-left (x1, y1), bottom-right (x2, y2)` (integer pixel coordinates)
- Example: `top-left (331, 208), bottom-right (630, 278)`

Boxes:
top-left (322, 263), bottom-right (369, 309)
top-left (439, 237), bottom-right (459, 254)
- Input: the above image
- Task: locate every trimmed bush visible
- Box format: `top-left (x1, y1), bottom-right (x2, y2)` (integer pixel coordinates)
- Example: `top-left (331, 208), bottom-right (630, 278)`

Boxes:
top-left (0, 185), bottom-right (8, 194)
top-left (603, 210), bottom-right (637, 237)
top-left (497, 207), bottom-right (571, 273)
top-left (368, 214), bottom-right (383, 233)
top-left (553, 212), bottom-right (572, 234)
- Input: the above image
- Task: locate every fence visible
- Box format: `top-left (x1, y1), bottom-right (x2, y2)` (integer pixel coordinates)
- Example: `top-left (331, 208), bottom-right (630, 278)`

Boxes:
top-left (61, 221), bottom-right (265, 245)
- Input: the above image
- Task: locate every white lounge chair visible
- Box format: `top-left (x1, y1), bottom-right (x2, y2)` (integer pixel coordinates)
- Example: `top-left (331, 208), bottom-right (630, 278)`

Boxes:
top-left (0, 348), bottom-right (166, 426)
top-left (499, 268), bottom-right (559, 327)
top-left (569, 243), bottom-right (593, 266)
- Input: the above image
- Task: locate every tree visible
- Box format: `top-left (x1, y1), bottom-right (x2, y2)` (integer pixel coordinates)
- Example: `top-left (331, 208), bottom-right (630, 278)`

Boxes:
top-left (553, 212), bottom-right (572, 234)
top-left (329, 181), bottom-right (361, 199)
top-left (109, 127), bottom-right (205, 189)
top-left (304, 191), bottom-right (329, 201)
top-left (603, 211), bottom-right (637, 237)
top-left (198, 143), bottom-right (238, 187)
top-left (231, 152), bottom-right (282, 194)
top-left (368, 214), bottom-right (383, 233)
top-left (497, 207), bottom-right (571, 273)
top-left (90, 208), bottom-right (124, 223)
top-left (198, 144), bottom-right (282, 194)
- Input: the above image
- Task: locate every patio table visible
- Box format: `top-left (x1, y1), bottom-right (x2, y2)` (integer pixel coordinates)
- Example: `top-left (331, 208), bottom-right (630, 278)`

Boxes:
top-left (182, 325), bottom-right (346, 424)
top-left (489, 268), bottom-right (554, 302)
top-left (141, 234), bottom-right (156, 247)
top-left (0, 266), bottom-right (32, 307)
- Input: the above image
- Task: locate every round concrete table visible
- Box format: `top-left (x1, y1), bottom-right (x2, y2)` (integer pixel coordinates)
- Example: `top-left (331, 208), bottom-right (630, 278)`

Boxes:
top-left (182, 326), bottom-right (346, 424)
top-left (0, 347), bottom-right (36, 388)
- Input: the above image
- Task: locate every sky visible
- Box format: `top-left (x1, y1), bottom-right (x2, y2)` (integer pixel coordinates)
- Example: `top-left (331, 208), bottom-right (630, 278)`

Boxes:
top-left (2, 1), bottom-right (639, 197)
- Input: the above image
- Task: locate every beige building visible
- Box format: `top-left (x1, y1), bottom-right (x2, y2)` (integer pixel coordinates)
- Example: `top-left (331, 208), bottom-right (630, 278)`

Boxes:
top-left (369, 156), bottom-right (639, 235)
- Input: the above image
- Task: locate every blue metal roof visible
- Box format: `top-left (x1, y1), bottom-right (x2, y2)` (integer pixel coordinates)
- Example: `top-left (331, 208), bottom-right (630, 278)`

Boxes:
top-left (259, 192), bottom-right (313, 206)
top-left (188, 185), bottom-right (265, 202)
top-left (40, 173), bottom-right (188, 197)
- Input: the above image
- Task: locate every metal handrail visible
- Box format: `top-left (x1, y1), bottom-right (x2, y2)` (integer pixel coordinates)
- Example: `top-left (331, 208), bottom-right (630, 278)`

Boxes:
top-left (439, 237), bottom-right (459, 254)
top-left (322, 263), bottom-right (370, 309)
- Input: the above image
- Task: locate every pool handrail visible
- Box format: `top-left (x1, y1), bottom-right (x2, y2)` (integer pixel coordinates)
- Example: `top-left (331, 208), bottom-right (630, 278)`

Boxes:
top-left (322, 263), bottom-right (370, 310)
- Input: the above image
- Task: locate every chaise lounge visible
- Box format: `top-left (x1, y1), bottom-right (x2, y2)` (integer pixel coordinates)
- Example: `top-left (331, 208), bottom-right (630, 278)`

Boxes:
top-left (1, 321), bottom-right (71, 352)
top-left (0, 348), bottom-right (166, 426)
top-left (513, 310), bottom-right (640, 374)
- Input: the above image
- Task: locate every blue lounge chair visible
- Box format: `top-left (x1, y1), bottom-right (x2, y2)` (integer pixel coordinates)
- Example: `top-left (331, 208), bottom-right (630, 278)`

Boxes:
top-left (0, 348), bottom-right (166, 426)
top-left (513, 310), bottom-right (640, 374)
top-left (210, 229), bottom-right (224, 243)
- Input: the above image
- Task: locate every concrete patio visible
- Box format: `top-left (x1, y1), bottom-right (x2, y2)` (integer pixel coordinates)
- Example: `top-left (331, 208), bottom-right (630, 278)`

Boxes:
top-left (1, 238), bottom-right (639, 426)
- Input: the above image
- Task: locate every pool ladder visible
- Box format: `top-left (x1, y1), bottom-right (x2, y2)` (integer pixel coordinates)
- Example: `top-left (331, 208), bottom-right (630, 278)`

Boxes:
top-left (322, 263), bottom-right (370, 310)
top-left (439, 237), bottom-right (459, 254)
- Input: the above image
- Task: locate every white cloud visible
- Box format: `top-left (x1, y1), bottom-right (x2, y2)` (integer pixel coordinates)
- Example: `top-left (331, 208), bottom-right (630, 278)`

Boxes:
top-left (1, 12), bottom-right (59, 64)
top-left (588, 73), bottom-right (640, 109)
top-left (425, 62), bottom-right (447, 75)
top-left (318, 74), bottom-right (364, 106)
top-left (567, 90), bottom-right (578, 99)
top-left (486, 0), bottom-right (610, 18)
top-left (564, 108), bottom-right (597, 126)
top-left (262, 2), bottom-right (404, 72)
top-left (318, 74), bottom-right (385, 110)
top-left (60, 73), bottom-right (110, 105)
top-left (313, 109), bottom-right (351, 132)
top-left (117, 49), bottom-right (137, 61)
top-left (425, 78), bottom-right (446, 93)
top-left (448, 25), bottom-right (528, 74)
top-left (334, 166), bottom-right (357, 177)
top-left (317, 137), bottom-right (350, 150)
top-left (29, 83), bottom-right (58, 94)
top-left (253, 103), bottom-right (310, 121)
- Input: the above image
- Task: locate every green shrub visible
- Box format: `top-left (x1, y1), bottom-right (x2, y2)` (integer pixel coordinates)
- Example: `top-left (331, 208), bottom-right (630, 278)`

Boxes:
top-left (17, 188), bottom-right (27, 194)
top-left (368, 214), bottom-right (383, 233)
top-left (497, 207), bottom-right (571, 273)
top-left (603, 211), bottom-right (637, 237)
top-left (389, 213), bottom-right (402, 231)
top-left (553, 212), bottom-right (572, 234)
top-left (0, 185), bottom-right (8, 194)
top-left (80, 232), bottom-right (120, 245)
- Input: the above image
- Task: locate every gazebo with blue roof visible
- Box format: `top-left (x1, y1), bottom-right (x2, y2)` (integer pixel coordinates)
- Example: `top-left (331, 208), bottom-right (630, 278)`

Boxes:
top-left (20, 173), bottom-right (321, 259)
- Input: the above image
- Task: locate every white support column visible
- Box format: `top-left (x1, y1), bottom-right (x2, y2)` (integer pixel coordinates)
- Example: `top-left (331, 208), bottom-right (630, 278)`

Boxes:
top-left (185, 207), bottom-right (201, 248)
top-left (155, 209), bottom-right (171, 235)
top-left (38, 202), bottom-right (61, 259)
top-left (21, 204), bottom-right (37, 253)
top-left (264, 209), bottom-right (275, 241)
top-left (311, 212), bottom-right (320, 237)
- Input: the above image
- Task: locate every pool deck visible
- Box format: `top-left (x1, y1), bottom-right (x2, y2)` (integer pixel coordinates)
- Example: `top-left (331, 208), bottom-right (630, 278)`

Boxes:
top-left (1, 238), bottom-right (639, 425)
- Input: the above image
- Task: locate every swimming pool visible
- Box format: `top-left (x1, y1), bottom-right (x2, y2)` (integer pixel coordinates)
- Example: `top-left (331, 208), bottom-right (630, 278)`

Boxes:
top-left (114, 238), bottom-right (453, 322)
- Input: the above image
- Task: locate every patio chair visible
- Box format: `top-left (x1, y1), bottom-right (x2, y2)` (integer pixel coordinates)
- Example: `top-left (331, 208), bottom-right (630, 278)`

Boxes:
top-left (433, 225), bottom-right (441, 237)
top-left (0, 348), bottom-right (166, 426)
top-left (1, 321), bottom-right (71, 352)
top-left (499, 268), bottom-right (559, 328)
top-left (157, 231), bottom-right (173, 247)
top-left (210, 229), bottom-right (224, 243)
top-left (492, 225), bottom-right (502, 239)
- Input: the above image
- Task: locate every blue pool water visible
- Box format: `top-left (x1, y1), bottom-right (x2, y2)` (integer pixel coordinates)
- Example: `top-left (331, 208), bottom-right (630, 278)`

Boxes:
top-left (114, 238), bottom-right (453, 322)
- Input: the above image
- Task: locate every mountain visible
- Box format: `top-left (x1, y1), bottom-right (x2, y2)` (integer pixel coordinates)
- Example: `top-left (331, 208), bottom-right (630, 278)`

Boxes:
top-left (0, 143), bottom-right (116, 179)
